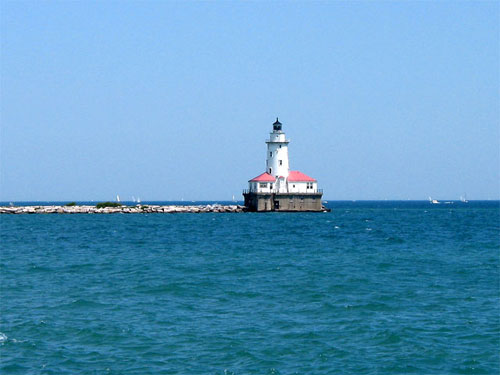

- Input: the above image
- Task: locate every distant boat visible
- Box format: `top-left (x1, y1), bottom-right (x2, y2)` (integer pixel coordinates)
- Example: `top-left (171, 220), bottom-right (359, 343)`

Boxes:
top-left (137, 197), bottom-right (141, 203)
top-left (460, 194), bottom-right (468, 203)
top-left (232, 195), bottom-right (236, 202)
top-left (429, 197), bottom-right (440, 204)
top-left (116, 195), bottom-right (120, 202)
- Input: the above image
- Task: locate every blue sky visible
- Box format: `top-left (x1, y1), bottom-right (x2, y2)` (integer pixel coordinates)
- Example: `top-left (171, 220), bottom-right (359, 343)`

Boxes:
top-left (1, 1), bottom-right (498, 201)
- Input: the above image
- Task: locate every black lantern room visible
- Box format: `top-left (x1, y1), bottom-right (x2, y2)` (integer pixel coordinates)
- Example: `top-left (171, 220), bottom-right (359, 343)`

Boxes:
top-left (273, 117), bottom-right (282, 131)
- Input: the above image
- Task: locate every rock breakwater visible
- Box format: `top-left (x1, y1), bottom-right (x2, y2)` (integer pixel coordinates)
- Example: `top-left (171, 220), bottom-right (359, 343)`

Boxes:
top-left (0, 204), bottom-right (246, 214)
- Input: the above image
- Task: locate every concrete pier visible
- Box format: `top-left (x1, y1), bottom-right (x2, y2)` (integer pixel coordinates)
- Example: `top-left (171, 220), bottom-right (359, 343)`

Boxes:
top-left (243, 192), bottom-right (325, 212)
top-left (0, 204), bottom-right (246, 214)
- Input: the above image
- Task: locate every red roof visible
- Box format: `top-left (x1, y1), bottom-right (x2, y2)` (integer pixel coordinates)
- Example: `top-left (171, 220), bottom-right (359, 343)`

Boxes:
top-left (249, 172), bottom-right (276, 182)
top-left (287, 170), bottom-right (316, 182)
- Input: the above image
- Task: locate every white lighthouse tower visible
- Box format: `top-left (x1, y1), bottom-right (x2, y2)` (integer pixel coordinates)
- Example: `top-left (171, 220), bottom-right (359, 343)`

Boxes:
top-left (266, 118), bottom-right (290, 193)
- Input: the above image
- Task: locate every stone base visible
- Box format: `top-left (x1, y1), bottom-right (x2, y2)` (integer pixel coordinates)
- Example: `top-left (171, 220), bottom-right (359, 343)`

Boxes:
top-left (243, 192), bottom-right (324, 212)
top-left (0, 204), bottom-right (245, 214)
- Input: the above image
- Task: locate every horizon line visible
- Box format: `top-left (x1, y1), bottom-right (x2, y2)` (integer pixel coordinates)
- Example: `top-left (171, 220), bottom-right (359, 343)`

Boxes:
top-left (1, 199), bottom-right (499, 203)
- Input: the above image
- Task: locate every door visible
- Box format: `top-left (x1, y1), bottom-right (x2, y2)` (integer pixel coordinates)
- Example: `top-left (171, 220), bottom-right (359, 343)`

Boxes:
top-left (277, 176), bottom-right (286, 193)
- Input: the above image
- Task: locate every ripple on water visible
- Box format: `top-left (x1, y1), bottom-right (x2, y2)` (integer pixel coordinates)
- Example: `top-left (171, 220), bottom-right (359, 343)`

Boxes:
top-left (0, 203), bottom-right (498, 374)
top-left (57, 299), bottom-right (109, 310)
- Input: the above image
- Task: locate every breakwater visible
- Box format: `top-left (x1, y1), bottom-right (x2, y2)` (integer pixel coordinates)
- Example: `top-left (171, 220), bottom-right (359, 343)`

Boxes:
top-left (0, 204), bottom-right (245, 214)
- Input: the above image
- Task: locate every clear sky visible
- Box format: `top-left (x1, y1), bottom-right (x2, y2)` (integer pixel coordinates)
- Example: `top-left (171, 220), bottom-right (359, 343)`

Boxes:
top-left (1, 1), bottom-right (498, 201)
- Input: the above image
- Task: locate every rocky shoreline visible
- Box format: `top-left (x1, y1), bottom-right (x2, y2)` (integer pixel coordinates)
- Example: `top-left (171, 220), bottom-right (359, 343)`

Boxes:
top-left (0, 204), bottom-right (246, 214)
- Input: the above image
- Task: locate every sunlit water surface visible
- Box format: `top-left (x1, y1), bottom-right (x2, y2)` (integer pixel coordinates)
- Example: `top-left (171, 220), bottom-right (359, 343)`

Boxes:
top-left (1, 201), bottom-right (499, 374)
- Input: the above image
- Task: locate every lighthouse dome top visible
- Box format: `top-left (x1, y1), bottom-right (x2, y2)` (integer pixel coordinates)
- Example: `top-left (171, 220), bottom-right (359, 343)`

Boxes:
top-left (273, 117), bottom-right (282, 131)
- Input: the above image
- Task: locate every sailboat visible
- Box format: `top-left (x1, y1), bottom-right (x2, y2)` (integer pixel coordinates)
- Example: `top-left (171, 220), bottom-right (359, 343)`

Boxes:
top-left (428, 196), bottom-right (440, 204)
top-left (116, 195), bottom-right (121, 202)
top-left (460, 194), bottom-right (468, 203)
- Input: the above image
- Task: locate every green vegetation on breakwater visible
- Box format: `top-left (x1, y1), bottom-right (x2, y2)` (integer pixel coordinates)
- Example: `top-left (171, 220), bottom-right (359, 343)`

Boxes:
top-left (96, 202), bottom-right (122, 209)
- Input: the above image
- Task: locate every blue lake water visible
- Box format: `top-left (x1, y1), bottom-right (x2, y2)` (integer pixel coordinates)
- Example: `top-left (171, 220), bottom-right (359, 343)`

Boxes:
top-left (1, 201), bottom-right (499, 374)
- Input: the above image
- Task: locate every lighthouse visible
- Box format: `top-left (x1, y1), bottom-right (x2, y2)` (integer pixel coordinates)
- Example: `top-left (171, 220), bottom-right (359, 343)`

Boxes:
top-left (266, 118), bottom-right (290, 193)
top-left (243, 118), bottom-right (324, 212)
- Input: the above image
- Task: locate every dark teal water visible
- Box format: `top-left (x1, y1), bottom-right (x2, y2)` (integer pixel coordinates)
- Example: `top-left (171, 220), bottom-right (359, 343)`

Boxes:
top-left (1, 202), bottom-right (499, 374)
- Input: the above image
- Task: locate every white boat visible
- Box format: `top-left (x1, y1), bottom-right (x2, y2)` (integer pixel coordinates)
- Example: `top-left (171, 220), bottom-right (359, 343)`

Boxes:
top-left (460, 194), bottom-right (468, 203)
top-left (116, 195), bottom-right (120, 202)
top-left (429, 197), bottom-right (440, 204)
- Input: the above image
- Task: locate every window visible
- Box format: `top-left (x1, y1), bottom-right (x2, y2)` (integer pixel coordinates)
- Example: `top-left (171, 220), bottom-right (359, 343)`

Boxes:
top-left (293, 184), bottom-right (296, 188)
top-left (270, 152), bottom-right (272, 157)
top-left (270, 183), bottom-right (273, 189)
top-left (279, 160), bottom-right (282, 166)
top-left (259, 183), bottom-right (268, 188)
top-left (279, 145), bottom-right (282, 148)
top-left (307, 182), bottom-right (313, 189)
top-left (269, 168), bottom-right (272, 174)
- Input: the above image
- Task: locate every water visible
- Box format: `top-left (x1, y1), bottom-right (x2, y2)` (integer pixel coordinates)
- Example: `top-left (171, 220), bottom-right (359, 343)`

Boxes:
top-left (1, 201), bottom-right (499, 374)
